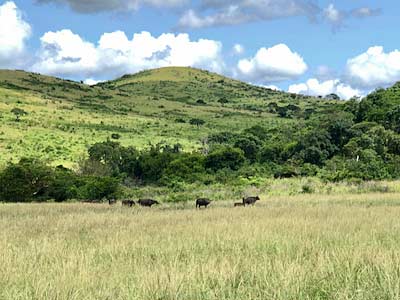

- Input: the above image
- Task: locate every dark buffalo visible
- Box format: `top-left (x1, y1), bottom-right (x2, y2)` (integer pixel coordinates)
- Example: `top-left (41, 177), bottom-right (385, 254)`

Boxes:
top-left (122, 200), bottom-right (135, 207)
top-left (242, 196), bottom-right (260, 206)
top-left (138, 199), bottom-right (159, 207)
top-left (234, 202), bottom-right (245, 207)
top-left (109, 199), bottom-right (117, 205)
top-left (196, 198), bottom-right (211, 209)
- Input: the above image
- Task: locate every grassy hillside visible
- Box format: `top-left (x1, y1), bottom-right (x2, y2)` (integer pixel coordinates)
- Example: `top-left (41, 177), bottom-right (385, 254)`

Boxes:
top-left (0, 67), bottom-right (338, 167)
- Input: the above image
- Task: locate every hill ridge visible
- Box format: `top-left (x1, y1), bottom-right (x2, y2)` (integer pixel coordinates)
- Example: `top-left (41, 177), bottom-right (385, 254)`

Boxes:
top-left (0, 66), bottom-right (338, 166)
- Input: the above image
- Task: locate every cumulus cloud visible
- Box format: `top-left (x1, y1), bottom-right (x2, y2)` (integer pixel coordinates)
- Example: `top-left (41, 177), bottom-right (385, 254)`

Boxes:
top-left (323, 3), bottom-right (345, 28)
top-left (344, 46), bottom-right (400, 89)
top-left (177, 1), bottom-right (380, 30)
top-left (36, 0), bottom-right (187, 13)
top-left (0, 1), bottom-right (31, 68)
top-left (351, 7), bottom-right (381, 18)
top-left (263, 84), bottom-right (280, 91)
top-left (236, 44), bottom-right (307, 83)
top-left (314, 65), bottom-right (336, 81)
top-left (288, 78), bottom-right (361, 100)
top-left (323, 3), bottom-right (381, 29)
top-left (178, 0), bottom-right (320, 29)
top-left (31, 30), bottom-right (224, 80)
top-left (232, 44), bottom-right (244, 55)
top-left (84, 78), bottom-right (101, 85)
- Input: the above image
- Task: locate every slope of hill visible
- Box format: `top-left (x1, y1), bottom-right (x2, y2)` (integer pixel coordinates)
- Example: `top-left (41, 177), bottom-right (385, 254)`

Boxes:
top-left (0, 67), bottom-right (338, 167)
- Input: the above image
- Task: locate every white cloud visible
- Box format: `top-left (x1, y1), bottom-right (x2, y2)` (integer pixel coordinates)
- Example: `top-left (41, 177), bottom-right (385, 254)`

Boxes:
top-left (345, 46), bottom-right (400, 89)
top-left (237, 44), bottom-right (307, 83)
top-left (351, 7), bottom-right (381, 18)
top-left (288, 83), bottom-right (308, 95)
top-left (33, 29), bottom-right (98, 77)
top-left (233, 43), bottom-right (244, 55)
top-left (32, 30), bottom-right (224, 80)
top-left (288, 78), bottom-right (361, 100)
top-left (36, 0), bottom-right (188, 13)
top-left (178, 0), bottom-right (319, 29)
top-left (314, 65), bottom-right (336, 81)
top-left (0, 1), bottom-right (31, 67)
top-left (323, 3), bottom-right (381, 30)
top-left (84, 78), bottom-right (100, 85)
top-left (178, 6), bottom-right (250, 29)
top-left (336, 83), bottom-right (362, 100)
top-left (263, 85), bottom-right (280, 91)
top-left (324, 3), bottom-right (345, 27)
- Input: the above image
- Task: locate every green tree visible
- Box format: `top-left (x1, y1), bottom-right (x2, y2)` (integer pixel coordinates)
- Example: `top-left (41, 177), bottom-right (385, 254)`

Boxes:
top-left (205, 147), bottom-right (245, 171)
top-left (135, 144), bottom-right (177, 182)
top-left (163, 153), bottom-right (206, 183)
top-left (47, 166), bottom-right (78, 202)
top-left (86, 141), bottom-right (139, 176)
top-left (11, 108), bottom-right (27, 122)
top-left (386, 106), bottom-right (400, 133)
top-left (0, 158), bottom-right (53, 202)
top-left (234, 136), bottom-right (261, 162)
top-left (79, 176), bottom-right (120, 201)
top-left (189, 118), bottom-right (206, 127)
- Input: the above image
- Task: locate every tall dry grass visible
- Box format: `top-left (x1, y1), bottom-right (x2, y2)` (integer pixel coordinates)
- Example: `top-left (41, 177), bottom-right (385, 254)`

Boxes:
top-left (1, 193), bottom-right (400, 299)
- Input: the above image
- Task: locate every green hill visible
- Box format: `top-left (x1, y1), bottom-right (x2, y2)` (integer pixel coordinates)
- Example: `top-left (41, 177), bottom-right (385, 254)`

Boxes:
top-left (0, 67), bottom-right (338, 167)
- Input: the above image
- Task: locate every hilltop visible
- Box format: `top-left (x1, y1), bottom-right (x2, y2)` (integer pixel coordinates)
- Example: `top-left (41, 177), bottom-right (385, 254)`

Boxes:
top-left (0, 67), bottom-right (338, 167)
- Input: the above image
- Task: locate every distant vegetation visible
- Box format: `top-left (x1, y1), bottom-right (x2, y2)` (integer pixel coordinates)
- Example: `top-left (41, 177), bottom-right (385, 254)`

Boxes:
top-left (0, 67), bottom-right (400, 202)
top-left (0, 67), bottom-right (333, 166)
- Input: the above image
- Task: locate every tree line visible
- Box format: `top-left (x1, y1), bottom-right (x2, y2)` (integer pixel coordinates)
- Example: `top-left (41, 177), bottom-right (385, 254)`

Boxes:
top-left (1, 85), bottom-right (400, 202)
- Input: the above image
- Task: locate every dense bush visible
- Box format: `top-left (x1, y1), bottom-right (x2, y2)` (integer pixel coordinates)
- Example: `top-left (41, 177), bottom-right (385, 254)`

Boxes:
top-left (0, 158), bottom-right (120, 202)
top-left (47, 166), bottom-right (79, 202)
top-left (78, 176), bottom-right (120, 200)
top-left (205, 146), bottom-right (245, 171)
top-left (2, 84), bottom-right (400, 203)
top-left (0, 158), bottom-right (53, 202)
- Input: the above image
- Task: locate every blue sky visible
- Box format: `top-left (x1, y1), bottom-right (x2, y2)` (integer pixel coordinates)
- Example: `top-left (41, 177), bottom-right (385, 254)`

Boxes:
top-left (0, 0), bottom-right (399, 99)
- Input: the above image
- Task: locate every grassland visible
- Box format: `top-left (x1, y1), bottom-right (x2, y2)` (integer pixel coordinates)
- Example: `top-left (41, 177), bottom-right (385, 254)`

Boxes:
top-left (2, 192), bottom-right (400, 300)
top-left (0, 67), bottom-right (338, 167)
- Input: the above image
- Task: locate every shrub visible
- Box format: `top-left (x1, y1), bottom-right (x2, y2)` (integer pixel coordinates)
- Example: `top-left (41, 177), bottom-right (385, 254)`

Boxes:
top-left (205, 147), bottom-right (245, 171)
top-left (189, 118), bottom-right (206, 127)
top-left (162, 153), bottom-right (206, 183)
top-left (234, 136), bottom-right (261, 162)
top-left (301, 183), bottom-right (315, 194)
top-left (78, 176), bottom-right (120, 201)
top-left (196, 99), bottom-right (206, 105)
top-left (47, 166), bottom-right (79, 202)
top-left (0, 158), bottom-right (53, 202)
top-left (111, 133), bottom-right (121, 140)
top-left (11, 107), bottom-right (28, 121)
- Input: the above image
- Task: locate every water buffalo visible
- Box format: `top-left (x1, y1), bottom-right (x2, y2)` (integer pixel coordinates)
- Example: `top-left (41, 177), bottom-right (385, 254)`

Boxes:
top-left (122, 200), bottom-right (135, 207)
top-left (196, 198), bottom-right (211, 209)
top-left (109, 199), bottom-right (117, 205)
top-left (243, 196), bottom-right (260, 206)
top-left (234, 202), bottom-right (245, 207)
top-left (138, 199), bottom-right (159, 207)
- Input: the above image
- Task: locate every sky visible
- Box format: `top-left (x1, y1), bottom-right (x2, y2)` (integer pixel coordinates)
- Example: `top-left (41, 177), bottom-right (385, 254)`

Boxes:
top-left (0, 0), bottom-right (399, 99)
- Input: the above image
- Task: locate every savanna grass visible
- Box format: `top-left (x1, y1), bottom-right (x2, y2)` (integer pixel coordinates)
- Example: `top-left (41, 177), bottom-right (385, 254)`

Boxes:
top-left (1, 193), bottom-right (400, 299)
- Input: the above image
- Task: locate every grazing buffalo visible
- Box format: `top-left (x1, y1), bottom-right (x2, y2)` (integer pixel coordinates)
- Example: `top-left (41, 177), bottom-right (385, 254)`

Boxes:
top-left (122, 200), bottom-right (135, 207)
top-left (109, 199), bottom-right (117, 205)
top-left (234, 202), bottom-right (245, 207)
top-left (138, 199), bottom-right (159, 207)
top-left (196, 198), bottom-right (211, 209)
top-left (243, 196), bottom-right (260, 206)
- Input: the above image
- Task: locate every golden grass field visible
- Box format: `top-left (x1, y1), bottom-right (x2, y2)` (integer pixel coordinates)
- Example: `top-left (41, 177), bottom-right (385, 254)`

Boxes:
top-left (2, 193), bottom-right (400, 299)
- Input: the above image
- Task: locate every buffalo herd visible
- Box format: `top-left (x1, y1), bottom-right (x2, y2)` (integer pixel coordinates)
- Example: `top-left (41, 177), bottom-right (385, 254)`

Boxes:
top-left (110, 196), bottom-right (260, 208)
top-left (116, 199), bottom-right (160, 207)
